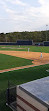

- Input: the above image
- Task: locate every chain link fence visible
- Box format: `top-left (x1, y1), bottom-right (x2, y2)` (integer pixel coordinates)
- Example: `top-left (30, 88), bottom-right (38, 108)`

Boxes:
top-left (6, 81), bottom-right (17, 111)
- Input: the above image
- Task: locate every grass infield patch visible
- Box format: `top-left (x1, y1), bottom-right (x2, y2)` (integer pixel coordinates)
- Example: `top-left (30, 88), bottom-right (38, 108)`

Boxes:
top-left (0, 54), bottom-right (33, 70)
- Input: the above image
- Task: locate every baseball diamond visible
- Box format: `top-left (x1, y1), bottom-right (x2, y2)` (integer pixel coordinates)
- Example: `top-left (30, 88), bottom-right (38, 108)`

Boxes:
top-left (0, 51), bottom-right (49, 73)
top-left (0, 46), bottom-right (49, 111)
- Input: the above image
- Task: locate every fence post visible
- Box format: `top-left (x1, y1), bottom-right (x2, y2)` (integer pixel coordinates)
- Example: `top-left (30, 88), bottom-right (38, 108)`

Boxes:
top-left (7, 80), bottom-right (10, 105)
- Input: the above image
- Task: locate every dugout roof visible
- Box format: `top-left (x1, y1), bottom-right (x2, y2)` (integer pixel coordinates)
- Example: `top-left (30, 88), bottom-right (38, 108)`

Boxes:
top-left (19, 76), bottom-right (49, 108)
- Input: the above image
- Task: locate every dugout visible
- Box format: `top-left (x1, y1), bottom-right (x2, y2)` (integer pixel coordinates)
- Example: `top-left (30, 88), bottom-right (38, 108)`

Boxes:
top-left (17, 40), bottom-right (33, 45)
top-left (34, 42), bottom-right (43, 46)
top-left (43, 41), bottom-right (49, 46)
top-left (17, 76), bottom-right (49, 111)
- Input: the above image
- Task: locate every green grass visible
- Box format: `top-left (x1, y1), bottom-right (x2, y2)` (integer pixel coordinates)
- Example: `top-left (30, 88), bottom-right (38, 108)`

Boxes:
top-left (0, 45), bottom-right (49, 111)
top-left (0, 54), bottom-right (33, 70)
top-left (0, 64), bottom-right (49, 111)
top-left (0, 64), bottom-right (49, 90)
top-left (0, 45), bottom-right (49, 53)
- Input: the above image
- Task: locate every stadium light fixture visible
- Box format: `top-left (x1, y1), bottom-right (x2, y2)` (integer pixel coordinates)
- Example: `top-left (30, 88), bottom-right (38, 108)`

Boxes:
top-left (46, 24), bottom-right (48, 41)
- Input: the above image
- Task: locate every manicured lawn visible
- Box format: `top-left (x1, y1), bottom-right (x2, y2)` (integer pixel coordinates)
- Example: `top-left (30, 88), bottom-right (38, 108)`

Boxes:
top-left (0, 64), bottom-right (49, 90)
top-left (0, 45), bottom-right (49, 53)
top-left (0, 54), bottom-right (32, 70)
top-left (0, 45), bottom-right (49, 111)
top-left (0, 64), bottom-right (49, 111)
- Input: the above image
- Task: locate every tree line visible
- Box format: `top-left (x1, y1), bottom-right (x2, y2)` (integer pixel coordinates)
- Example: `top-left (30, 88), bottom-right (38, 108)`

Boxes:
top-left (0, 30), bottom-right (49, 42)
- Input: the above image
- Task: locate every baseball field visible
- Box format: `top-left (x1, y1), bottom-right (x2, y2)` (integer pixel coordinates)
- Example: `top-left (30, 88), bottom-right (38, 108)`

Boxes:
top-left (0, 45), bottom-right (49, 111)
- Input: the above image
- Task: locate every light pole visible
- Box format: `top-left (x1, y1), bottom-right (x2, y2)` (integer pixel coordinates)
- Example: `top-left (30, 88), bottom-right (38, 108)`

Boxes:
top-left (46, 24), bottom-right (48, 41)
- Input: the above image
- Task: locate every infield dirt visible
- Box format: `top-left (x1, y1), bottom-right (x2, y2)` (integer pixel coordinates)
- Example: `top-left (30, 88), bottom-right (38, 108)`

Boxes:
top-left (0, 51), bottom-right (49, 73)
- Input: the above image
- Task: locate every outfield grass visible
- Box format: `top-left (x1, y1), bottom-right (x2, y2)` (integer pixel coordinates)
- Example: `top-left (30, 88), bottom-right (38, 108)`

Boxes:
top-left (0, 64), bottom-right (49, 90)
top-left (0, 54), bottom-right (33, 70)
top-left (0, 45), bottom-right (49, 53)
top-left (0, 64), bottom-right (49, 111)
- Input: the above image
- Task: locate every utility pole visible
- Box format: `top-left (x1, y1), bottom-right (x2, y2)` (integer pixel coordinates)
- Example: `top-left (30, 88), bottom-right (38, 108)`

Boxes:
top-left (46, 24), bottom-right (48, 41)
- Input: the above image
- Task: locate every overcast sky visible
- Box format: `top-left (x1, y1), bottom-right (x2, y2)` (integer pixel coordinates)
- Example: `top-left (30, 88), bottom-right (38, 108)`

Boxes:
top-left (0, 0), bottom-right (49, 33)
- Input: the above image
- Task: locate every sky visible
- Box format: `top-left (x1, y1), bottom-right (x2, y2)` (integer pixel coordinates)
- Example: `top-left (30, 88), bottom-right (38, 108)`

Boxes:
top-left (0, 0), bottom-right (49, 33)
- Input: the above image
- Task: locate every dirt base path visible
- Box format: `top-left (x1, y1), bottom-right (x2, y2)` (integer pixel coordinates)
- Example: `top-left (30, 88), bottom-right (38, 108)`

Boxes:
top-left (0, 51), bottom-right (49, 73)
